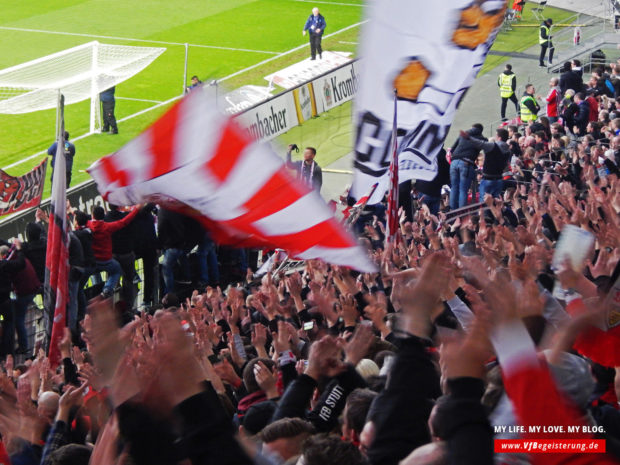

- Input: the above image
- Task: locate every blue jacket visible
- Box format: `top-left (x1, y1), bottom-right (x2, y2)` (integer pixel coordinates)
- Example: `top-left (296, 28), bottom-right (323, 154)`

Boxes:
top-left (47, 140), bottom-right (76, 171)
top-left (574, 100), bottom-right (590, 134)
top-left (100, 86), bottom-right (115, 102)
top-left (304, 14), bottom-right (326, 35)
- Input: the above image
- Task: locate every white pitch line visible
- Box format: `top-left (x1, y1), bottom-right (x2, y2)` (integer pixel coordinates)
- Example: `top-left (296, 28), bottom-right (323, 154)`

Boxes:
top-left (338, 41), bottom-right (358, 45)
top-left (293, 0), bottom-right (363, 6)
top-left (117, 94), bottom-right (181, 124)
top-left (1, 93), bottom-right (184, 171)
top-left (220, 19), bottom-right (366, 82)
top-left (116, 96), bottom-right (164, 104)
top-left (2, 20), bottom-right (367, 171)
top-left (0, 26), bottom-right (280, 55)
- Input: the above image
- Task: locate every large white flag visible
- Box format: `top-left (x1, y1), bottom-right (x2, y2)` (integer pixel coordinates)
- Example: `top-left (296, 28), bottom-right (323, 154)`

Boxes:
top-left (351, 0), bottom-right (506, 204)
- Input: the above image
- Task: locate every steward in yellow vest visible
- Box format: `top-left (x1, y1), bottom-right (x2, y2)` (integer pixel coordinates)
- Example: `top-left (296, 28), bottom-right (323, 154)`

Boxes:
top-left (520, 84), bottom-right (541, 123)
top-left (498, 64), bottom-right (519, 121)
top-left (539, 18), bottom-right (554, 67)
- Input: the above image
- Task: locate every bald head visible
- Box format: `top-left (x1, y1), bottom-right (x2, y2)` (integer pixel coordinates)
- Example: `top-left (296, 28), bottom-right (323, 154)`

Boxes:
top-left (313, 7), bottom-right (319, 15)
top-left (38, 391), bottom-right (60, 422)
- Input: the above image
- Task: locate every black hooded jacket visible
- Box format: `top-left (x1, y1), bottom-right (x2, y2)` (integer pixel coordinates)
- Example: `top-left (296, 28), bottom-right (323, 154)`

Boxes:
top-left (451, 127), bottom-right (486, 163)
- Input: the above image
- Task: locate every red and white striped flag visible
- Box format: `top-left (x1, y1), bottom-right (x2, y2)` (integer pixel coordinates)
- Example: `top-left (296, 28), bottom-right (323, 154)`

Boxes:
top-left (44, 94), bottom-right (69, 367)
top-left (385, 91), bottom-right (399, 243)
top-left (88, 90), bottom-right (376, 272)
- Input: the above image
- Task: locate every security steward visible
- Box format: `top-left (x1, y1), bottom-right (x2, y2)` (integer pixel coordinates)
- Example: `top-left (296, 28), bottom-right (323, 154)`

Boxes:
top-left (539, 18), bottom-right (554, 67)
top-left (498, 64), bottom-right (519, 121)
top-left (520, 84), bottom-right (541, 124)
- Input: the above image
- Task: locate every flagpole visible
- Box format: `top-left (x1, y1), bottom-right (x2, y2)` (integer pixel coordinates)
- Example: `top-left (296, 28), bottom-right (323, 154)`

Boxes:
top-left (55, 90), bottom-right (64, 144)
top-left (45, 90), bottom-right (69, 366)
top-left (385, 89), bottom-right (399, 246)
top-left (46, 89), bottom-right (65, 354)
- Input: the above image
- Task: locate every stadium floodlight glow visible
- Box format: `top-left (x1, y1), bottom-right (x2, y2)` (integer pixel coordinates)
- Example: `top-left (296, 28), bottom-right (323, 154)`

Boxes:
top-left (0, 41), bottom-right (166, 133)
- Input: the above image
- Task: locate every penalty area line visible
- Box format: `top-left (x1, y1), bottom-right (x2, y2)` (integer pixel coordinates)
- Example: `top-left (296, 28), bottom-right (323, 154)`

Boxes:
top-left (292, 0), bottom-right (363, 6)
top-left (0, 26), bottom-right (280, 54)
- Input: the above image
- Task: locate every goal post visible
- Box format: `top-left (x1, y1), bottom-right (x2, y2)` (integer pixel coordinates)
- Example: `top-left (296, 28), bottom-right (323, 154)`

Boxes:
top-left (90, 41), bottom-right (99, 134)
top-left (0, 41), bottom-right (166, 134)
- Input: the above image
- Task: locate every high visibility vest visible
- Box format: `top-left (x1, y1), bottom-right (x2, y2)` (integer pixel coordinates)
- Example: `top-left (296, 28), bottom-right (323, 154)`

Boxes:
top-left (498, 73), bottom-right (515, 98)
top-left (539, 25), bottom-right (550, 44)
top-left (520, 95), bottom-right (538, 122)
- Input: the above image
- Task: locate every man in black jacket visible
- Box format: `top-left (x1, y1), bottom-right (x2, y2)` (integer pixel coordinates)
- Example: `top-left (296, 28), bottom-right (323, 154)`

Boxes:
top-left (132, 204), bottom-right (158, 306)
top-left (22, 222), bottom-right (46, 284)
top-left (286, 145), bottom-right (323, 192)
top-left (73, 211), bottom-right (96, 326)
top-left (559, 61), bottom-right (584, 95)
top-left (460, 128), bottom-right (511, 200)
top-left (104, 205), bottom-right (137, 308)
top-left (158, 208), bottom-right (189, 295)
top-left (271, 333), bottom-right (368, 433)
top-left (449, 124), bottom-right (485, 210)
top-left (67, 232), bottom-right (85, 341)
top-left (573, 92), bottom-right (590, 136)
top-left (561, 89), bottom-right (579, 134)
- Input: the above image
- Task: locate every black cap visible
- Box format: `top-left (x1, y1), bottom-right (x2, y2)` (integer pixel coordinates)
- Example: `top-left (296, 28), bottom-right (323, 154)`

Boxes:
top-left (547, 18), bottom-right (553, 24)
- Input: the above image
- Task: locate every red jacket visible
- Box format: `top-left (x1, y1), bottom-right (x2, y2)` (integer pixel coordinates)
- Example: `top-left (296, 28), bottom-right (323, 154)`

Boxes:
top-left (586, 96), bottom-right (599, 122)
top-left (87, 207), bottom-right (139, 262)
top-left (546, 87), bottom-right (560, 117)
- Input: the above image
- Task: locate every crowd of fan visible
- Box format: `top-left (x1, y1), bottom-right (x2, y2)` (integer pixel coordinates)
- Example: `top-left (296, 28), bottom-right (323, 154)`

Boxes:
top-left (0, 202), bottom-right (253, 354)
top-left (414, 60), bottom-right (620, 217)
top-left (0, 60), bottom-right (618, 465)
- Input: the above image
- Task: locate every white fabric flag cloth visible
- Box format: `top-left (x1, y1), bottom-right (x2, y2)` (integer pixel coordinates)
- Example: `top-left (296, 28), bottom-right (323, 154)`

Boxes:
top-left (87, 89), bottom-right (376, 273)
top-left (351, 0), bottom-right (507, 204)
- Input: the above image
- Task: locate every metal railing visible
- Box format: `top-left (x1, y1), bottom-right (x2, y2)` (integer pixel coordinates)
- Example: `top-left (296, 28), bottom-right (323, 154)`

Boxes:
top-left (16, 256), bottom-right (153, 362)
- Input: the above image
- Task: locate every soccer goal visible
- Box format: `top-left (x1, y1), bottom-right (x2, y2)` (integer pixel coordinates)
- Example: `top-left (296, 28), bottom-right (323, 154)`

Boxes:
top-left (0, 41), bottom-right (165, 133)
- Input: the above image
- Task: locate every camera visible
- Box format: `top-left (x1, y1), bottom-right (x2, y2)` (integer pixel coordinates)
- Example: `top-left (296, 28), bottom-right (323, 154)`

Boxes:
top-left (290, 143), bottom-right (299, 152)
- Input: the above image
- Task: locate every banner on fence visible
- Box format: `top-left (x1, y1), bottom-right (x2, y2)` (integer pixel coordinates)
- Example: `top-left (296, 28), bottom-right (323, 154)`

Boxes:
top-left (222, 85), bottom-right (274, 115)
top-left (235, 92), bottom-right (299, 141)
top-left (0, 180), bottom-right (105, 241)
top-left (313, 61), bottom-right (359, 114)
top-left (0, 158), bottom-right (47, 217)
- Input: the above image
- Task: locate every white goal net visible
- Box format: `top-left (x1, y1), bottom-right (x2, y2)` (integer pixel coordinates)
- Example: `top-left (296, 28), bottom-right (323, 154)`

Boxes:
top-left (0, 41), bottom-right (166, 133)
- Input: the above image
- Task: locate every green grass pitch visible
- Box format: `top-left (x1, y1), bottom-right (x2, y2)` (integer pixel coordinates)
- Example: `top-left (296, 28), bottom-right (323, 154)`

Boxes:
top-left (0, 0), bottom-right (363, 191)
top-left (0, 0), bottom-right (572, 203)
